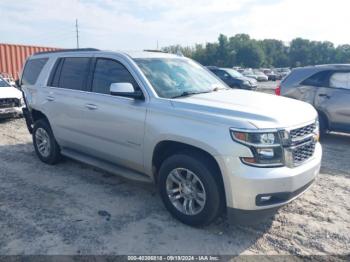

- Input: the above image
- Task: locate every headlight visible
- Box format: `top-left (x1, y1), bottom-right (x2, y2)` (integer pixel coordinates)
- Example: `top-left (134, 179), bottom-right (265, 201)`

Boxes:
top-left (315, 119), bottom-right (320, 141)
top-left (20, 97), bottom-right (25, 106)
top-left (243, 80), bottom-right (251, 86)
top-left (230, 129), bottom-right (284, 167)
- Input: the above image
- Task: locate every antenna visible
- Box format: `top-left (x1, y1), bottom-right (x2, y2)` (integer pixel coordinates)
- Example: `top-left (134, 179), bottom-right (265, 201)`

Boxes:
top-left (75, 19), bottom-right (80, 48)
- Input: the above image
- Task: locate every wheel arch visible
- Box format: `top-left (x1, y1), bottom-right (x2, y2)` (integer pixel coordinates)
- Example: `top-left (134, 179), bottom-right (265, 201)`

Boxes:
top-left (151, 140), bottom-right (227, 208)
top-left (317, 110), bottom-right (330, 130)
top-left (31, 109), bottom-right (50, 124)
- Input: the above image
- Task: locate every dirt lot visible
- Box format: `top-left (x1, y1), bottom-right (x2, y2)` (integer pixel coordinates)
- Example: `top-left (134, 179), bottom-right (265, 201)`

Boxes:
top-left (0, 87), bottom-right (349, 255)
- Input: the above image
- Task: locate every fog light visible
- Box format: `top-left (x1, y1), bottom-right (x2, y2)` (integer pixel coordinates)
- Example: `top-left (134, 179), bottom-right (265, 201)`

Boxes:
top-left (260, 196), bottom-right (272, 201)
top-left (257, 148), bottom-right (274, 158)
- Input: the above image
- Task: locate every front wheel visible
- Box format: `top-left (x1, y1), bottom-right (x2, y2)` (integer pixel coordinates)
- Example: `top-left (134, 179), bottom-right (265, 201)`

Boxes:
top-left (158, 153), bottom-right (223, 226)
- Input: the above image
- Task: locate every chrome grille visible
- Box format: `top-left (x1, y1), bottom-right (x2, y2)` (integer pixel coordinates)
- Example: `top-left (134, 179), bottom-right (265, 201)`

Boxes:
top-left (290, 123), bottom-right (316, 140)
top-left (0, 98), bottom-right (20, 108)
top-left (292, 141), bottom-right (316, 164)
top-left (288, 122), bottom-right (317, 166)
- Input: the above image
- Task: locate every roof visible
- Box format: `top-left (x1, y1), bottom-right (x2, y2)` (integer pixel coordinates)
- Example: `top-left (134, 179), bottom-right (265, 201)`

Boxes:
top-left (31, 48), bottom-right (181, 59)
top-left (296, 64), bottom-right (350, 70)
top-left (123, 51), bottom-right (181, 59)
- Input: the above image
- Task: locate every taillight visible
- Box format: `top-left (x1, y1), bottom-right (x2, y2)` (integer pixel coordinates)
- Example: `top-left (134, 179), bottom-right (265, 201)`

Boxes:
top-left (275, 86), bottom-right (281, 96)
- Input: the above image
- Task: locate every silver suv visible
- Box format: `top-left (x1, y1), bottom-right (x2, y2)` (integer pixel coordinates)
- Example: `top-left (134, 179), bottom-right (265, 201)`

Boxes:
top-left (277, 64), bottom-right (350, 135)
top-left (20, 49), bottom-right (322, 226)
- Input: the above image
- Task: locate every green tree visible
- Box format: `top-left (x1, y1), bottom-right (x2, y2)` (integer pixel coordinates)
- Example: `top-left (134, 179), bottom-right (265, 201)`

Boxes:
top-left (235, 41), bottom-right (265, 68)
top-left (162, 33), bottom-right (349, 68)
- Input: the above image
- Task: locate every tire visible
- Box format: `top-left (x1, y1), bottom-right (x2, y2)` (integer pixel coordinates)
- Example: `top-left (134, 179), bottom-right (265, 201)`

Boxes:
top-left (158, 152), bottom-right (223, 226)
top-left (33, 119), bottom-right (61, 165)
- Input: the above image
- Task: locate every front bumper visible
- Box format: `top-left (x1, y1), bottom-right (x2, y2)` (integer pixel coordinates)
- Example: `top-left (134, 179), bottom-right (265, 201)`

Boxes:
top-left (215, 142), bottom-right (322, 212)
top-left (0, 107), bottom-right (23, 119)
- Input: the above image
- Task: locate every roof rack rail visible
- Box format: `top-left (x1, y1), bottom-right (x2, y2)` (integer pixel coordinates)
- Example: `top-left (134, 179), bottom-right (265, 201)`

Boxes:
top-left (33, 48), bottom-right (100, 56)
top-left (143, 49), bottom-right (168, 53)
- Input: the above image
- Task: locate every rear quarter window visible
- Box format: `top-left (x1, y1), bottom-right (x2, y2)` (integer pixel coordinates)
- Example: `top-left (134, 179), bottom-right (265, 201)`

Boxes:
top-left (21, 58), bottom-right (48, 85)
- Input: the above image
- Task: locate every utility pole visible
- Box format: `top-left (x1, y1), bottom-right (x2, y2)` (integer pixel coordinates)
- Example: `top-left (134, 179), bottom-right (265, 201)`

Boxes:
top-left (75, 19), bottom-right (79, 49)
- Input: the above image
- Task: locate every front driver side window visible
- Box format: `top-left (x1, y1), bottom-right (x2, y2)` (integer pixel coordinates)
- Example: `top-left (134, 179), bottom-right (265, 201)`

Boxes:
top-left (329, 72), bottom-right (350, 90)
top-left (92, 58), bottom-right (139, 94)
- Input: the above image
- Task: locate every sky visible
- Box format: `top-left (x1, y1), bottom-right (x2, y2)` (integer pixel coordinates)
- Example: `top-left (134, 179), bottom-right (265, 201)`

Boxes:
top-left (0, 0), bottom-right (350, 50)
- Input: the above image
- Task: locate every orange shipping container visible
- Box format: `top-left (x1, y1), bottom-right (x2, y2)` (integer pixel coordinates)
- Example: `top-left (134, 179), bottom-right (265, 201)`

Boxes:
top-left (0, 43), bottom-right (60, 80)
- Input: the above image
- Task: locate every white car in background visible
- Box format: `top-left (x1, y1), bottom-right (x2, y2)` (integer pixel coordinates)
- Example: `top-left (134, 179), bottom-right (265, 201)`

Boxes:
top-left (253, 70), bottom-right (269, 81)
top-left (242, 69), bottom-right (258, 80)
top-left (0, 76), bottom-right (24, 118)
top-left (0, 73), bottom-right (16, 86)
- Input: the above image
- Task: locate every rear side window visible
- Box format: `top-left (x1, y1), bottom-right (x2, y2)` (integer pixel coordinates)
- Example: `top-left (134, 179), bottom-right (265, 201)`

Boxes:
top-left (21, 58), bottom-right (48, 85)
top-left (92, 58), bottom-right (139, 94)
top-left (48, 58), bottom-right (64, 87)
top-left (330, 72), bottom-right (350, 90)
top-left (301, 70), bottom-right (331, 87)
top-left (55, 57), bottom-right (90, 91)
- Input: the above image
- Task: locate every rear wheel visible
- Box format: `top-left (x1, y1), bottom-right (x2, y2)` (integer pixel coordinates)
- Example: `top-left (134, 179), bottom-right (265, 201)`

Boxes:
top-left (33, 119), bottom-right (61, 164)
top-left (158, 152), bottom-right (223, 226)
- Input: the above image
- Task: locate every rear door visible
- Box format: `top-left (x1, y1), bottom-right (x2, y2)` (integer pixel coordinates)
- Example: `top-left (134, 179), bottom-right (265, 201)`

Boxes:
top-left (43, 55), bottom-right (93, 151)
top-left (314, 71), bottom-right (350, 132)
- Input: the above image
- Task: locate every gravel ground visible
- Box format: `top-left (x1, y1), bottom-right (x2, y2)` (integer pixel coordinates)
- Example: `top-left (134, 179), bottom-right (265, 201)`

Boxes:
top-left (0, 96), bottom-right (349, 255)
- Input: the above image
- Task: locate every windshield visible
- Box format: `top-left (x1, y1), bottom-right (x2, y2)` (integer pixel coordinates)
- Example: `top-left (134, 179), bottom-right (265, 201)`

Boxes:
top-left (135, 58), bottom-right (226, 98)
top-left (223, 68), bottom-right (243, 78)
top-left (0, 77), bottom-right (10, 87)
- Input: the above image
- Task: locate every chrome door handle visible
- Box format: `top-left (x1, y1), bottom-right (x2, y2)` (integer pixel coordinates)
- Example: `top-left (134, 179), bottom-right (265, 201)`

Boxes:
top-left (318, 93), bottom-right (330, 99)
top-left (85, 104), bottom-right (98, 110)
top-left (46, 96), bottom-right (55, 101)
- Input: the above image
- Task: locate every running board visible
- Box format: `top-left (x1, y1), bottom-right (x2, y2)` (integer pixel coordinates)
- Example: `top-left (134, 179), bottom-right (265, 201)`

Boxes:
top-left (61, 148), bottom-right (153, 183)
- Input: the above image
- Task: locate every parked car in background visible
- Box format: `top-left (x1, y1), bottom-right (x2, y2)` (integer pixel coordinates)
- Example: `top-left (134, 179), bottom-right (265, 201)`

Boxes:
top-left (242, 69), bottom-right (258, 80)
top-left (0, 76), bottom-right (23, 118)
top-left (232, 66), bottom-right (242, 71)
top-left (0, 73), bottom-right (16, 86)
top-left (20, 49), bottom-right (321, 227)
top-left (207, 66), bottom-right (257, 90)
top-left (253, 70), bottom-right (268, 81)
top-left (262, 69), bottom-right (277, 81)
top-left (275, 68), bottom-right (291, 79)
top-left (277, 64), bottom-right (350, 135)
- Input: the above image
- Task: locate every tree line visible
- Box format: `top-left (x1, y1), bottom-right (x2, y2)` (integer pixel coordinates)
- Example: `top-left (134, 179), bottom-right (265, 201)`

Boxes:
top-left (162, 34), bottom-right (350, 68)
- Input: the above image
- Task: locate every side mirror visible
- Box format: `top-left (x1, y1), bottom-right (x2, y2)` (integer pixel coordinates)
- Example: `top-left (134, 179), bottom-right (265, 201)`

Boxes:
top-left (15, 79), bottom-right (20, 88)
top-left (110, 83), bottom-right (143, 99)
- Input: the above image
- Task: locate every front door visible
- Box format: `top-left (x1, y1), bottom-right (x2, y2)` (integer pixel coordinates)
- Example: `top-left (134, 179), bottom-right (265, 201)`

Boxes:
top-left (314, 71), bottom-right (350, 132)
top-left (78, 57), bottom-right (147, 172)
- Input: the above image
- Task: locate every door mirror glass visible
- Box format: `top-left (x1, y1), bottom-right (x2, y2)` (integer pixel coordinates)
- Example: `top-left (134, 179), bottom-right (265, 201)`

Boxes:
top-left (110, 83), bottom-right (143, 99)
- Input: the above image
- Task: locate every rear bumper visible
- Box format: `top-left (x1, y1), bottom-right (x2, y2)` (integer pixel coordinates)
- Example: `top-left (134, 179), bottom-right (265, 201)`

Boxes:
top-left (216, 142), bottom-right (322, 211)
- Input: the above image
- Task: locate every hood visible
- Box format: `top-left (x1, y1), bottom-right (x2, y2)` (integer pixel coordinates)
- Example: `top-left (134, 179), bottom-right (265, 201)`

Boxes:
top-left (171, 89), bottom-right (317, 129)
top-left (0, 87), bottom-right (23, 99)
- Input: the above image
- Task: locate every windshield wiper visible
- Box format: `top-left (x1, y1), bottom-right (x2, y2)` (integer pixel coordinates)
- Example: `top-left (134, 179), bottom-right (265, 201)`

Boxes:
top-left (171, 90), bottom-right (212, 99)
